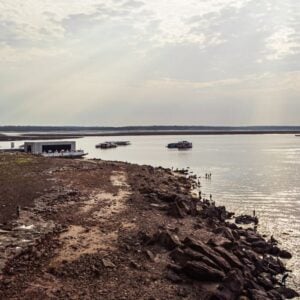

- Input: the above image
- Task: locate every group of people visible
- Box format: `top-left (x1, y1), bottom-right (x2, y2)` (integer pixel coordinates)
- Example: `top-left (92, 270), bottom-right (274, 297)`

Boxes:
top-left (205, 173), bottom-right (212, 179)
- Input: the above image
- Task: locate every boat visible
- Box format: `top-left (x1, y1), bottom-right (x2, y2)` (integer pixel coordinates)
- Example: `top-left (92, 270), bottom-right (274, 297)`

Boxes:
top-left (167, 143), bottom-right (178, 149)
top-left (42, 150), bottom-right (88, 158)
top-left (167, 141), bottom-right (193, 149)
top-left (177, 141), bottom-right (193, 149)
top-left (111, 141), bottom-right (131, 146)
top-left (95, 142), bottom-right (117, 149)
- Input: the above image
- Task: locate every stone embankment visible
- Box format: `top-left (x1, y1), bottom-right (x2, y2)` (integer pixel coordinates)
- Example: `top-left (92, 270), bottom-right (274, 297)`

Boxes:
top-left (0, 153), bottom-right (298, 299)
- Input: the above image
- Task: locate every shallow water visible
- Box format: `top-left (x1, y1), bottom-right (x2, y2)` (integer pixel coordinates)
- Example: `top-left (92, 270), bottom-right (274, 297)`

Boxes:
top-left (1, 134), bottom-right (299, 290)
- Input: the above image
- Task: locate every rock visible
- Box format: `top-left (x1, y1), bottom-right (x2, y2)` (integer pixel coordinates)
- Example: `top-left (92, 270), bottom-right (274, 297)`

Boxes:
top-left (138, 231), bottom-right (154, 245)
top-left (145, 250), bottom-right (156, 262)
top-left (129, 260), bottom-right (141, 270)
top-left (262, 256), bottom-right (285, 274)
top-left (222, 269), bottom-right (244, 293)
top-left (276, 287), bottom-right (299, 299)
top-left (245, 278), bottom-right (264, 291)
top-left (257, 273), bottom-right (274, 290)
top-left (170, 248), bottom-right (189, 265)
top-left (92, 265), bottom-right (101, 277)
top-left (245, 231), bottom-right (263, 243)
top-left (156, 192), bottom-right (177, 203)
top-left (211, 269), bottom-right (244, 300)
top-left (278, 250), bottom-right (292, 259)
top-left (209, 290), bottom-right (234, 300)
top-left (249, 289), bottom-right (269, 300)
top-left (165, 270), bottom-right (182, 283)
top-left (168, 201), bottom-right (186, 218)
top-left (269, 246), bottom-right (280, 256)
top-left (167, 263), bottom-right (182, 274)
top-left (215, 227), bottom-right (236, 241)
top-left (267, 290), bottom-right (283, 300)
top-left (235, 215), bottom-right (258, 225)
top-left (203, 206), bottom-right (227, 222)
top-left (102, 258), bottom-right (115, 268)
top-left (157, 230), bottom-right (182, 250)
top-left (177, 287), bottom-right (189, 298)
top-left (208, 235), bottom-right (233, 249)
top-left (251, 240), bottom-right (269, 249)
top-left (184, 237), bottom-right (231, 271)
top-left (214, 246), bottom-right (244, 269)
top-left (149, 203), bottom-right (167, 210)
top-left (183, 261), bottom-right (225, 281)
top-left (184, 248), bottom-right (220, 270)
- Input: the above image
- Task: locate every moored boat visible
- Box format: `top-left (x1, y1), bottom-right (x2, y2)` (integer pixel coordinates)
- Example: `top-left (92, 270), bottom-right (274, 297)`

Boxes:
top-left (177, 141), bottom-right (193, 149)
top-left (167, 141), bottom-right (193, 149)
top-left (167, 143), bottom-right (178, 149)
top-left (110, 141), bottom-right (131, 146)
top-left (95, 142), bottom-right (117, 149)
top-left (42, 150), bottom-right (88, 158)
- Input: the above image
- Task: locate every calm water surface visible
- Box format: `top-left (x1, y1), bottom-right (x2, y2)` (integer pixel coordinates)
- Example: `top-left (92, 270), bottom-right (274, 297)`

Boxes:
top-left (1, 134), bottom-right (299, 290)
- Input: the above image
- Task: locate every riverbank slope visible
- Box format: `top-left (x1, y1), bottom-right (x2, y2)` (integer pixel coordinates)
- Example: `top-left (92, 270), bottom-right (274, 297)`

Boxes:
top-left (0, 153), bottom-right (298, 299)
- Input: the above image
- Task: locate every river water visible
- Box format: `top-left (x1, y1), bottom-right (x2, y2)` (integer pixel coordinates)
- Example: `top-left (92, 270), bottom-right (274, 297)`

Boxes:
top-left (1, 134), bottom-right (299, 290)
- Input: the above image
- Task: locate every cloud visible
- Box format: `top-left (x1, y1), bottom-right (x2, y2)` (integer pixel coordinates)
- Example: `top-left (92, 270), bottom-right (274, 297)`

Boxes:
top-left (0, 0), bottom-right (299, 125)
top-left (265, 27), bottom-right (299, 60)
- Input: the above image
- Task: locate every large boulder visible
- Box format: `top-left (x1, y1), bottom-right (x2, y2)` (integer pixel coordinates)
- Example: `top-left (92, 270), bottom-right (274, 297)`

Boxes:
top-left (276, 287), bottom-right (299, 299)
top-left (214, 246), bottom-right (244, 269)
top-left (210, 269), bottom-right (244, 300)
top-left (278, 250), bottom-right (292, 259)
top-left (257, 273), bottom-right (274, 290)
top-left (183, 261), bottom-right (225, 282)
top-left (168, 201), bottom-right (186, 218)
top-left (208, 235), bottom-right (234, 249)
top-left (184, 237), bottom-right (231, 271)
top-left (235, 215), bottom-right (258, 225)
top-left (249, 289), bottom-right (270, 300)
top-left (156, 230), bottom-right (182, 250)
top-left (184, 248), bottom-right (220, 270)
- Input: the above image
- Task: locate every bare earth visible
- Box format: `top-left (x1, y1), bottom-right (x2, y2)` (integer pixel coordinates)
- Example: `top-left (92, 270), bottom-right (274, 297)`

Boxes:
top-left (0, 153), bottom-right (298, 300)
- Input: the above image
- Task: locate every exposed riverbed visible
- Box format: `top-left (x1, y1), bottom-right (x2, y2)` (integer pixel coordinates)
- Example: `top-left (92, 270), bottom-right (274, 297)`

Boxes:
top-left (0, 134), bottom-right (299, 293)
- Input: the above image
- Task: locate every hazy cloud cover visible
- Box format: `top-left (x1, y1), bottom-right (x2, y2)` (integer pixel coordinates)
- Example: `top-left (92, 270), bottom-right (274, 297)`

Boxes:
top-left (0, 0), bottom-right (299, 125)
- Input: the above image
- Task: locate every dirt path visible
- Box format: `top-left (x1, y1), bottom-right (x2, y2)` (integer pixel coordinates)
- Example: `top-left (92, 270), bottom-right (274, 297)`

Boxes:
top-left (51, 171), bottom-right (131, 266)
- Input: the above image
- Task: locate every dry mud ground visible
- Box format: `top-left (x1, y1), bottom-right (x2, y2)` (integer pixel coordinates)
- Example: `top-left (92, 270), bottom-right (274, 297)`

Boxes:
top-left (0, 153), bottom-right (298, 300)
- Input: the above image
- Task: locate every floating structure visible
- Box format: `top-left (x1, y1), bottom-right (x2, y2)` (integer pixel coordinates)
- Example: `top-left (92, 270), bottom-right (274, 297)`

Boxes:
top-left (95, 142), bottom-right (117, 149)
top-left (24, 141), bottom-right (87, 158)
top-left (167, 141), bottom-right (193, 149)
top-left (95, 141), bottom-right (130, 149)
top-left (111, 141), bottom-right (131, 146)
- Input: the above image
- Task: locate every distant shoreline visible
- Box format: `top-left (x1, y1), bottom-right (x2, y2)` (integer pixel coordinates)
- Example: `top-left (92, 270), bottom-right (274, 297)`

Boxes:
top-left (1, 130), bottom-right (300, 141)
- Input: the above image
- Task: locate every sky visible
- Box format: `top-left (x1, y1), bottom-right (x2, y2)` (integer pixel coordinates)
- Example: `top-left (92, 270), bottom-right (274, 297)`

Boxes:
top-left (0, 0), bottom-right (299, 126)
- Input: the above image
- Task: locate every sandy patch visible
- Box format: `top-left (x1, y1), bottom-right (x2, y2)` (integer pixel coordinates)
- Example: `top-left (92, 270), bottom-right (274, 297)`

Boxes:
top-left (50, 225), bottom-right (117, 265)
top-left (51, 171), bottom-right (131, 266)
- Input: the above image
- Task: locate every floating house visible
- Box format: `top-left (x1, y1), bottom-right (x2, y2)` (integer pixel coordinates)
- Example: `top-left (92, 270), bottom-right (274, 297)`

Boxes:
top-left (24, 141), bottom-right (87, 158)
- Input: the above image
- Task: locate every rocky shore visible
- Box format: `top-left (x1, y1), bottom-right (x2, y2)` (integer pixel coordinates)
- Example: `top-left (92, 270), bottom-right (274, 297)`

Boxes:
top-left (0, 153), bottom-right (299, 299)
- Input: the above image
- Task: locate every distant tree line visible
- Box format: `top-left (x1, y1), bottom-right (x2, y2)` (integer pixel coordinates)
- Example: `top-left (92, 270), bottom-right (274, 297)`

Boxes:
top-left (1, 125), bottom-right (300, 132)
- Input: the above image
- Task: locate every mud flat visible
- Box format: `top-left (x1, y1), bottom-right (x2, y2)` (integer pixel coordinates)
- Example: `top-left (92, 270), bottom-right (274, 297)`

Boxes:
top-left (0, 153), bottom-right (299, 299)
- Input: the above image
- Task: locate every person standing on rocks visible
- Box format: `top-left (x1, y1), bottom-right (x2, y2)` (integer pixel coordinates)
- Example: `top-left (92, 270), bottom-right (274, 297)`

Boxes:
top-left (16, 206), bottom-right (21, 218)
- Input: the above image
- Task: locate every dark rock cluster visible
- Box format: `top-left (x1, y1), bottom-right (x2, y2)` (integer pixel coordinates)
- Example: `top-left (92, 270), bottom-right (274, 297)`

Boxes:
top-left (139, 180), bottom-right (299, 300)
